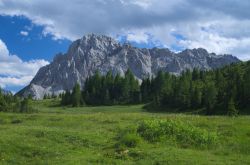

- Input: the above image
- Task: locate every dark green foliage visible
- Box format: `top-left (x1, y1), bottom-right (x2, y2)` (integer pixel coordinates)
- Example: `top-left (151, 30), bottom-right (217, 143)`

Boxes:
top-left (192, 68), bottom-right (200, 81)
top-left (191, 86), bottom-right (202, 109)
top-left (83, 69), bottom-right (140, 105)
top-left (43, 94), bottom-right (48, 100)
top-left (61, 84), bottom-right (85, 107)
top-left (0, 88), bottom-right (36, 113)
top-left (140, 78), bottom-right (152, 103)
top-left (61, 69), bottom-right (140, 106)
top-left (0, 92), bottom-right (8, 112)
top-left (0, 88), bottom-right (20, 112)
top-left (61, 90), bottom-right (72, 106)
top-left (20, 98), bottom-right (35, 113)
top-left (227, 98), bottom-right (238, 116)
top-left (146, 61), bottom-right (250, 115)
top-left (203, 82), bottom-right (218, 115)
top-left (243, 66), bottom-right (250, 108)
top-left (71, 83), bottom-right (82, 107)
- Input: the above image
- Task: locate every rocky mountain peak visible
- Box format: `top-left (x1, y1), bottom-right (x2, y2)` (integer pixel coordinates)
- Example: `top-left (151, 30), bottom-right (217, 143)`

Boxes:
top-left (17, 34), bottom-right (241, 99)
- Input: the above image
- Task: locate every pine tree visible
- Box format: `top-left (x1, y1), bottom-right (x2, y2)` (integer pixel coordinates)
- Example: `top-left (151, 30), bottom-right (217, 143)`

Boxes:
top-left (72, 83), bottom-right (82, 107)
top-left (215, 69), bottom-right (226, 104)
top-left (61, 90), bottom-right (71, 106)
top-left (227, 97), bottom-right (238, 116)
top-left (20, 98), bottom-right (34, 113)
top-left (43, 94), bottom-right (47, 100)
top-left (113, 73), bottom-right (122, 102)
top-left (0, 92), bottom-right (8, 112)
top-left (192, 86), bottom-right (202, 108)
top-left (204, 82), bottom-right (218, 115)
top-left (192, 68), bottom-right (200, 81)
top-left (243, 67), bottom-right (250, 108)
top-left (121, 70), bottom-right (132, 103)
top-left (177, 72), bottom-right (191, 109)
top-left (141, 78), bottom-right (151, 103)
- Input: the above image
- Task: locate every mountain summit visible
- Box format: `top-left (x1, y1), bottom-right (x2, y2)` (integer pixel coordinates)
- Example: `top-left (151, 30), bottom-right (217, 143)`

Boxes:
top-left (17, 34), bottom-right (240, 99)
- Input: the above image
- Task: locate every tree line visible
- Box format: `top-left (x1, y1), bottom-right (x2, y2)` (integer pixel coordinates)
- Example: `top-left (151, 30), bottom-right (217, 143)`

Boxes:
top-left (0, 90), bottom-right (35, 113)
top-left (61, 69), bottom-right (141, 106)
top-left (61, 61), bottom-right (250, 115)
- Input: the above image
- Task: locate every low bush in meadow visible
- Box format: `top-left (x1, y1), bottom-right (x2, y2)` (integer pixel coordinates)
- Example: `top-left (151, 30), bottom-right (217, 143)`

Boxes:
top-left (115, 127), bottom-right (141, 151)
top-left (137, 119), bottom-right (217, 148)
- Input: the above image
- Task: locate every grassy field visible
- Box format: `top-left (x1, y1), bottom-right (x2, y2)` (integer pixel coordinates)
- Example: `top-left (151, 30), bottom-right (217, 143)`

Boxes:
top-left (0, 99), bottom-right (250, 165)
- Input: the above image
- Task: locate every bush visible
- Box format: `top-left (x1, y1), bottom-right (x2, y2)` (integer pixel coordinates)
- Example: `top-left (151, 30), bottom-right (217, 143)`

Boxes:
top-left (11, 119), bottom-right (22, 124)
top-left (137, 119), bottom-right (217, 148)
top-left (115, 127), bottom-right (141, 150)
top-left (119, 133), bottom-right (141, 148)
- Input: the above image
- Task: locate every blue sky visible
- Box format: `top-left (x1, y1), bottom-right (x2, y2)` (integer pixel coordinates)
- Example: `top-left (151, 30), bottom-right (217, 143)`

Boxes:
top-left (0, 16), bottom-right (71, 61)
top-left (0, 16), bottom-right (72, 92)
top-left (0, 0), bottom-right (250, 93)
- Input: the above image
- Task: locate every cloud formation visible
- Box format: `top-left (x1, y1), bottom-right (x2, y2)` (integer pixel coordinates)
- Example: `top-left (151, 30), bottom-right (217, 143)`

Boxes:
top-left (0, 39), bottom-right (49, 89)
top-left (20, 30), bottom-right (28, 36)
top-left (0, 0), bottom-right (249, 60)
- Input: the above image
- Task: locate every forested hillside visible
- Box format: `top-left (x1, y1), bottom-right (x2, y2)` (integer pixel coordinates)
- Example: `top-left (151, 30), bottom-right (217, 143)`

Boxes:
top-left (61, 61), bottom-right (250, 115)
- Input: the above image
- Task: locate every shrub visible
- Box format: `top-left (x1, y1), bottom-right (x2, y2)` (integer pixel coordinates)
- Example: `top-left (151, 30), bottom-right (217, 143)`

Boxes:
top-left (119, 133), bottom-right (141, 148)
top-left (11, 119), bottom-right (22, 124)
top-left (115, 127), bottom-right (141, 150)
top-left (137, 119), bottom-right (217, 148)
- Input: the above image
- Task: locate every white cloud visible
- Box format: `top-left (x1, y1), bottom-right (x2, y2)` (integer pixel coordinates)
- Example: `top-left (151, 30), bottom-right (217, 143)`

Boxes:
top-left (20, 30), bottom-right (28, 36)
top-left (126, 32), bottom-right (149, 43)
top-left (0, 0), bottom-right (249, 60)
top-left (0, 76), bottom-right (33, 88)
top-left (0, 39), bottom-right (9, 56)
top-left (0, 39), bottom-right (49, 89)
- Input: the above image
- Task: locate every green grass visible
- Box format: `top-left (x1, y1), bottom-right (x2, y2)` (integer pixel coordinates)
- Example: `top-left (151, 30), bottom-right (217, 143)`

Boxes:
top-left (0, 99), bottom-right (250, 165)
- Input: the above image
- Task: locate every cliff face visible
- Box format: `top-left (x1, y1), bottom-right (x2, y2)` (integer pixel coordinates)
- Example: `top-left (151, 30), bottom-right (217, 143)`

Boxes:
top-left (17, 34), bottom-right (240, 99)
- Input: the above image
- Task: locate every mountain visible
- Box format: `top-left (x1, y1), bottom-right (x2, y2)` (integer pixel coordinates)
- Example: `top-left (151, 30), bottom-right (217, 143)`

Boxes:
top-left (17, 34), bottom-right (240, 99)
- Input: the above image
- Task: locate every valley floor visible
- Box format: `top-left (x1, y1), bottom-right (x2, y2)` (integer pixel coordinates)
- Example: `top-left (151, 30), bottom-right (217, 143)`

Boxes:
top-left (0, 99), bottom-right (250, 165)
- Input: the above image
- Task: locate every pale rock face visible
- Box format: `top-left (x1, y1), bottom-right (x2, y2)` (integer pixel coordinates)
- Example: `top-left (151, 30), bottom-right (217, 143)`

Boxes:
top-left (17, 34), bottom-right (240, 99)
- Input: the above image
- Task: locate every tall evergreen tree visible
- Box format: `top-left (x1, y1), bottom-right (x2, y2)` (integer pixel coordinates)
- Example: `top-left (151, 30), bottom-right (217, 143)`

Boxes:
top-left (203, 82), bottom-right (217, 115)
top-left (227, 97), bottom-right (238, 116)
top-left (191, 86), bottom-right (202, 108)
top-left (20, 98), bottom-right (34, 113)
top-left (72, 83), bottom-right (82, 107)
top-left (243, 67), bottom-right (250, 108)
top-left (192, 68), bottom-right (200, 81)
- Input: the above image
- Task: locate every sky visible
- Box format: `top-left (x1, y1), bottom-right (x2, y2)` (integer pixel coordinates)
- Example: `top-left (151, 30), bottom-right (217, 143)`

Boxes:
top-left (0, 0), bottom-right (250, 93)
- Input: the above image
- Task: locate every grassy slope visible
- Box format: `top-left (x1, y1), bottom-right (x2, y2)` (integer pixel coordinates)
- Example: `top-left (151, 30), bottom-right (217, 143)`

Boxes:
top-left (0, 99), bottom-right (250, 165)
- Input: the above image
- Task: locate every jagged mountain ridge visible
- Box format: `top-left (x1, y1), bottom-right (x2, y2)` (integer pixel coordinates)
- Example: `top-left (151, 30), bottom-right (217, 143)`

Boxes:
top-left (17, 34), bottom-right (240, 99)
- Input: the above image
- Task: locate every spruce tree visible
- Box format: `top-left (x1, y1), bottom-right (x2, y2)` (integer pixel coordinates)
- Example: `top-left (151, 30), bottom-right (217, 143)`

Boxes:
top-left (0, 92), bottom-right (7, 112)
top-left (192, 68), bottom-right (200, 81)
top-left (192, 86), bottom-right (202, 108)
top-left (243, 68), bottom-right (250, 108)
top-left (204, 82), bottom-right (218, 115)
top-left (72, 83), bottom-right (82, 107)
top-left (20, 98), bottom-right (33, 113)
top-left (227, 98), bottom-right (238, 116)
top-left (141, 78), bottom-right (151, 103)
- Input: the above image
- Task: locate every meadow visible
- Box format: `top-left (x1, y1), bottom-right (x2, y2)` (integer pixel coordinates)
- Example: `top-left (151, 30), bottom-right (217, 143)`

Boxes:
top-left (0, 99), bottom-right (250, 165)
